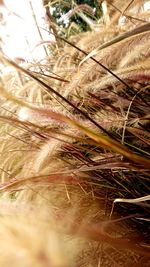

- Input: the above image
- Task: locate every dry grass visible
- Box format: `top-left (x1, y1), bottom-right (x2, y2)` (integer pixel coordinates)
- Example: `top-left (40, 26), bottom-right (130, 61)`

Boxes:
top-left (0, 0), bottom-right (150, 266)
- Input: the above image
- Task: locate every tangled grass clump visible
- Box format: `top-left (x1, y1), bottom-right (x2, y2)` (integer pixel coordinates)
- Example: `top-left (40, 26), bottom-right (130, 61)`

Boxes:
top-left (0, 1), bottom-right (150, 266)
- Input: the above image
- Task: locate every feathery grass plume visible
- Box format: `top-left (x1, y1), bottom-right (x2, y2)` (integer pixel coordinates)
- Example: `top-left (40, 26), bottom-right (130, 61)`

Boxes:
top-left (0, 0), bottom-right (150, 266)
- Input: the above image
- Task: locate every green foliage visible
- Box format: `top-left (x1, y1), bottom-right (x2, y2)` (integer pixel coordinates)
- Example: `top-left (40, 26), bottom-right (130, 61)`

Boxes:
top-left (50, 0), bottom-right (101, 33)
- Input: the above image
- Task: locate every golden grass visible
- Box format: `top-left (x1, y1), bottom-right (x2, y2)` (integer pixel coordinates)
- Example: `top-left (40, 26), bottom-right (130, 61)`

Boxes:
top-left (0, 1), bottom-right (150, 266)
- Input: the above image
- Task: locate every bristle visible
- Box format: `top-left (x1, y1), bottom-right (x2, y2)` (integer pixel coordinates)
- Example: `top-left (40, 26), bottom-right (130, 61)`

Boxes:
top-left (0, 1), bottom-right (150, 266)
